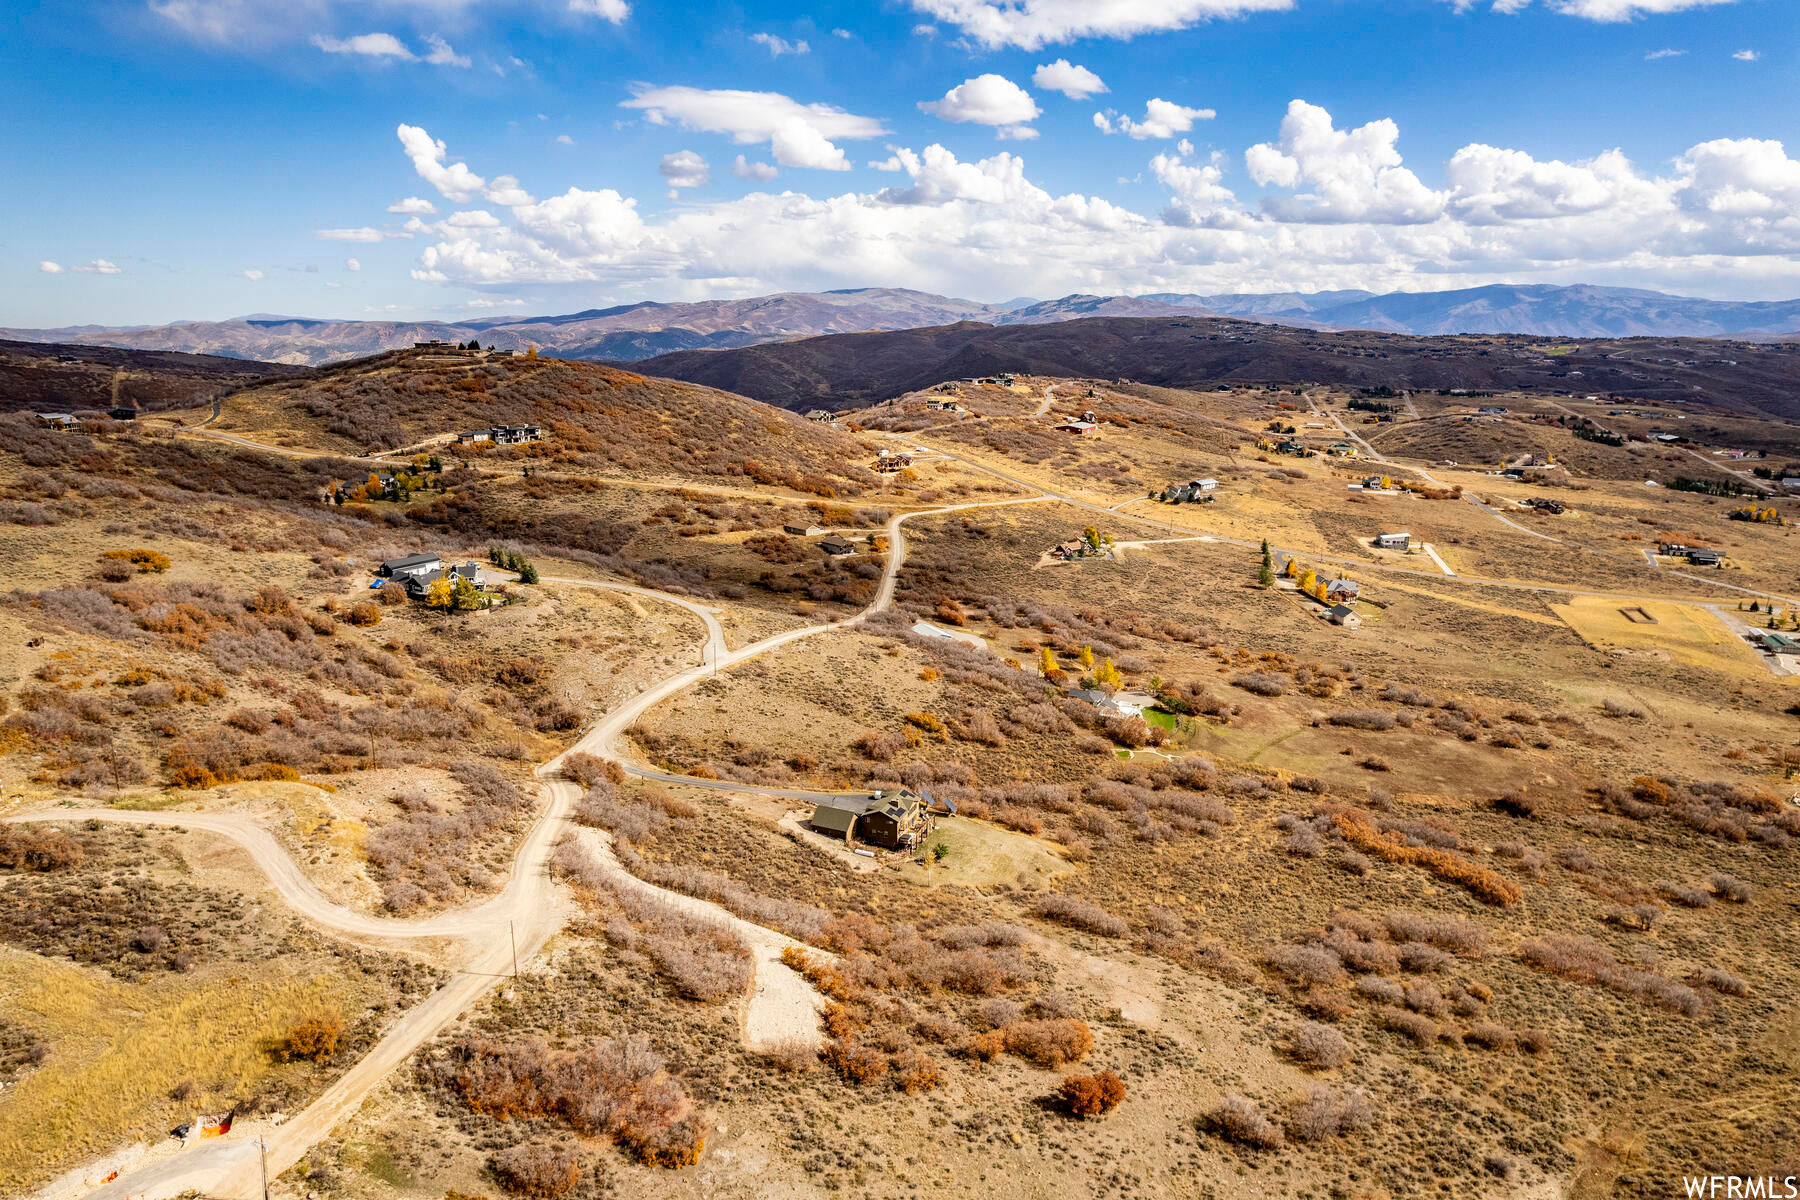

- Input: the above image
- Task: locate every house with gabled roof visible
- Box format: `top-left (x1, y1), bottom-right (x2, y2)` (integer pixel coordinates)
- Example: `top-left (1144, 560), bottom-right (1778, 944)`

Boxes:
top-left (809, 789), bottom-right (931, 849)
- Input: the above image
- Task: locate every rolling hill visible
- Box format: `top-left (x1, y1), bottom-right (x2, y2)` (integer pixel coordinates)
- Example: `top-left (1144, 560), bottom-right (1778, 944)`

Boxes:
top-left (0, 339), bottom-right (306, 414)
top-left (203, 346), bottom-right (884, 495)
top-left (626, 315), bottom-right (1800, 420)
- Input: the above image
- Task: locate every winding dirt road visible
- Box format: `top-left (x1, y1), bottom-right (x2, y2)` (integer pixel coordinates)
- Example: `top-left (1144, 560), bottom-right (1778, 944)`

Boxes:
top-left (12, 489), bottom-right (1046, 1200)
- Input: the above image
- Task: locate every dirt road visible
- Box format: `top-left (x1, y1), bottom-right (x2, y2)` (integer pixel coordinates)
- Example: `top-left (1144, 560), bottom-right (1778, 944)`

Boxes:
top-left (14, 486), bottom-right (1052, 1199)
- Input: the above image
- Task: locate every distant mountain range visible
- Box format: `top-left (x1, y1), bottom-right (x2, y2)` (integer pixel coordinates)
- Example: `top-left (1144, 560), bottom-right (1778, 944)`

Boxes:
top-left (3, 284), bottom-right (1796, 368)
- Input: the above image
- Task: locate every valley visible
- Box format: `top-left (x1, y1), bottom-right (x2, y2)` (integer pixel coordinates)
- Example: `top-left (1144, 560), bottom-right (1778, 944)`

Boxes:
top-left (2, 340), bottom-right (1798, 1200)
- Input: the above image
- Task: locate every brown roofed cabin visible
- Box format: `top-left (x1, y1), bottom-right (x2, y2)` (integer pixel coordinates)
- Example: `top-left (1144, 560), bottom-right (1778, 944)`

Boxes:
top-left (810, 790), bottom-right (930, 850)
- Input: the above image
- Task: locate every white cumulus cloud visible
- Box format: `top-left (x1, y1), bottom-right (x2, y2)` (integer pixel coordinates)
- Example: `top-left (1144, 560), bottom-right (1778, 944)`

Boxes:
top-left (397, 123), bottom-right (486, 201)
top-left (242, 268), bottom-right (263, 280)
top-left (732, 155), bottom-right (779, 181)
top-left (371, 98), bottom-right (1800, 307)
top-left (621, 85), bottom-right (888, 171)
top-left (568, 0), bottom-right (629, 22)
top-left (1097, 98), bottom-right (1215, 140)
top-left (918, 75), bottom-right (1041, 140)
top-left (345, 257), bottom-right (361, 271)
top-left (909, 0), bottom-right (1295, 50)
top-left (1733, 48), bottom-right (1759, 61)
top-left (312, 32), bottom-right (415, 60)
top-left (1246, 99), bottom-right (1446, 223)
top-left (660, 150), bottom-right (711, 188)
top-left (1644, 47), bottom-right (1685, 59)
top-left (1032, 59), bottom-right (1107, 100)
top-left (38, 261), bottom-right (64, 274)
top-left (388, 196), bottom-right (438, 215)
top-left (72, 259), bottom-right (123, 274)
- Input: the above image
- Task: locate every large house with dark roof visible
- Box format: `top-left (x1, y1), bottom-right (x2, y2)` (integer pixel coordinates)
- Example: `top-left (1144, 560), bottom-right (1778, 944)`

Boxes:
top-left (809, 790), bottom-right (931, 850)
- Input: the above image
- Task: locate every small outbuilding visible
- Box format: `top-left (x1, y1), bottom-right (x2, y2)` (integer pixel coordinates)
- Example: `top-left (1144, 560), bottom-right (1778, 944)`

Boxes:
top-left (1374, 532), bottom-right (1411, 551)
top-left (1327, 604), bottom-right (1362, 629)
top-left (819, 536), bottom-right (856, 556)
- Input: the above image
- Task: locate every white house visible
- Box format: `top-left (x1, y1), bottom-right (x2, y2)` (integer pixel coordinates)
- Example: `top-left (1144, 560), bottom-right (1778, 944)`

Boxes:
top-left (1374, 532), bottom-right (1411, 550)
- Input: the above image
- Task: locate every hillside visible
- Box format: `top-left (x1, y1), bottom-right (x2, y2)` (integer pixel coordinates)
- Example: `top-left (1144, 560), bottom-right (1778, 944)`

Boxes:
top-left (203, 347), bottom-right (883, 495)
top-left (0, 340), bottom-right (305, 414)
top-left (629, 316), bottom-right (1800, 420)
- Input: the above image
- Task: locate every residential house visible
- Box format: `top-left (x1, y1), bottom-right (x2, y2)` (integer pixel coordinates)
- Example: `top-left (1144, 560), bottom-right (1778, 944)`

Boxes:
top-left (35, 412), bottom-right (78, 429)
top-left (1068, 687), bottom-right (1153, 717)
top-left (873, 450), bottom-right (913, 472)
top-left (1327, 442), bottom-right (1357, 457)
top-left (809, 790), bottom-right (931, 850)
top-left (1165, 478), bottom-right (1218, 502)
top-left (1327, 604), bottom-right (1362, 628)
top-left (1325, 579), bottom-right (1360, 603)
top-left (1374, 532), bottom-right (1411, 551)
top-left (1051, 540), bottom-right (1087, 561)
top-left (805, 409), bottom-right (835, 422)
top-left (1362, 475), bottom-right (1387, 490)
top-left (1055, 418), bottom-right (1099, 436)
top-left (401, 560), bottom-right (487, 601)
top-left (783, 524), bottom-right (829, 536)
top-left (458, 424), bottom-right (543, 445)
top-left (378, 552), bottom-right (442, 580)
top-left (1656, 543), bottom-right (1722, 566)
top-left (819, 536), bottom-right (856, 556)
top-left (925, 398), bottom-right (962, 412)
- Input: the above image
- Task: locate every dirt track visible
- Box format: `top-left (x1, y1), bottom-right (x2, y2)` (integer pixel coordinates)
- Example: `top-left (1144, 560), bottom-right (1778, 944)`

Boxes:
top-left (12, 490), bottom-right (1047, 1200)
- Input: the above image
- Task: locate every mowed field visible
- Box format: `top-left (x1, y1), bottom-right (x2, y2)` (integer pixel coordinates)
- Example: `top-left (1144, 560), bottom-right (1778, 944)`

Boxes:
top-left (1551, 597), bottom-right (1778, 677)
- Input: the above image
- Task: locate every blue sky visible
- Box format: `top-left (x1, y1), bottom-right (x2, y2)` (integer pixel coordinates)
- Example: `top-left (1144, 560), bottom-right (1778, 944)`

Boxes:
top-left (2, 0), bottom-right (1795, 326)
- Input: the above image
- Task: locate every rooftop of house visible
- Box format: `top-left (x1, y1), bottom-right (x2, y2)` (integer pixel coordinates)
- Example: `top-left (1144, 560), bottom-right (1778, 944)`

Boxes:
top-left (814, 789), bottom-right (923, 821)
top-left (382, 552), bottom-right (440, 571)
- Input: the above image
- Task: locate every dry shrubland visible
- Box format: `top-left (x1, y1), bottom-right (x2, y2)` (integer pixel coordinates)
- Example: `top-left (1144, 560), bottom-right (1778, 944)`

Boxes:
top-left (427, 1033), bottom-right (705, 1169)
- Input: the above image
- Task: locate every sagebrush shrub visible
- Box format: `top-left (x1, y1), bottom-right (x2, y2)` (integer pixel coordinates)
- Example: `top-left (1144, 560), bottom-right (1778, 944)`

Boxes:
top-left (1059, 1069), bottom-right (1126, 1117)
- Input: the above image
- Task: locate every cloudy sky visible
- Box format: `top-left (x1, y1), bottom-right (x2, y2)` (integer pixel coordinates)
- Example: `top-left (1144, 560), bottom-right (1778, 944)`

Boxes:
top-left (3, 0), bottom-right (1796, 326)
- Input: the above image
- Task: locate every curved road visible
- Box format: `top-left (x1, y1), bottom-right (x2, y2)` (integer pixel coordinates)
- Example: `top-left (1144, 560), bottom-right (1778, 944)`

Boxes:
top-left (12, 491), bottom-right (1047, 1200)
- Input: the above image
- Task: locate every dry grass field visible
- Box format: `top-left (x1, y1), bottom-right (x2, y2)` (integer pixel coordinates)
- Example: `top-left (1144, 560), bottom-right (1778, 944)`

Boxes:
top-left (0, 826), bottom-right (439, 1195)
